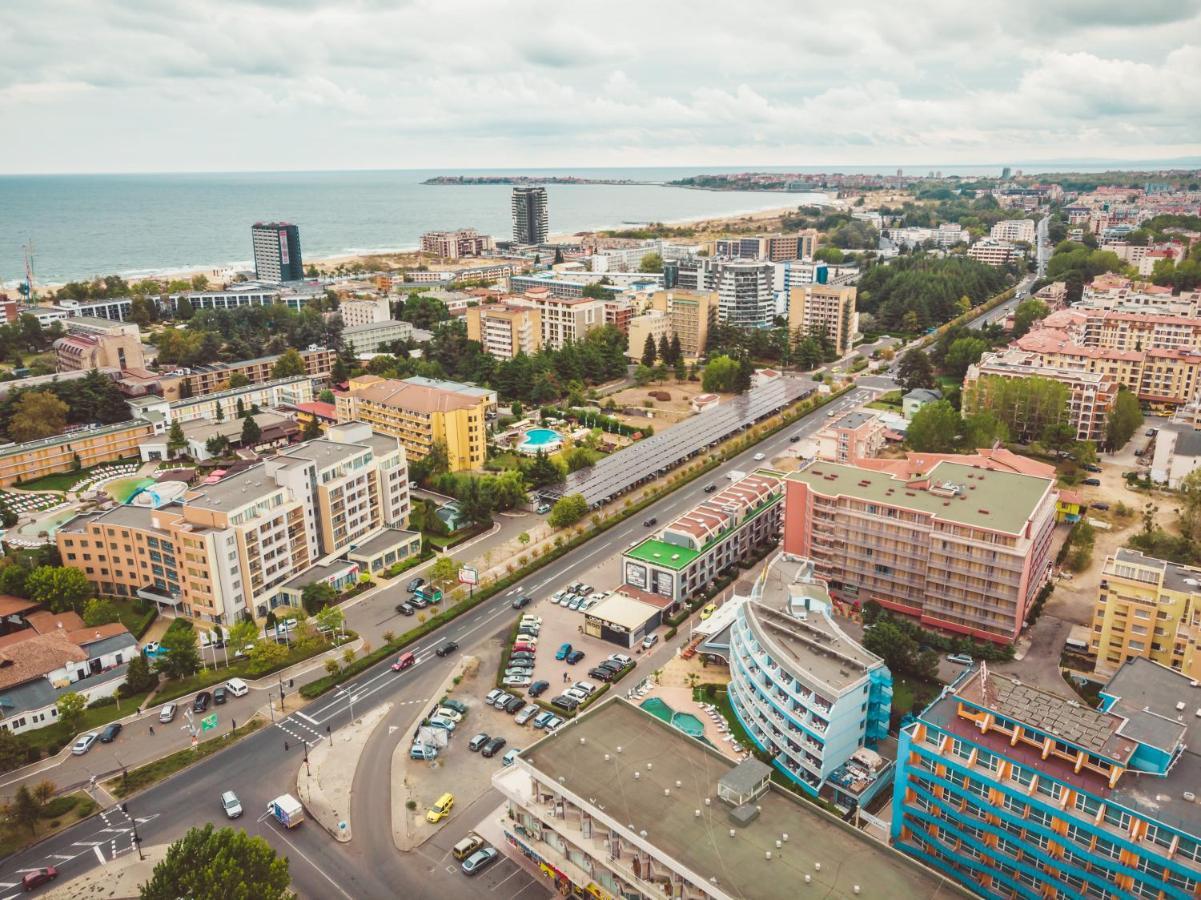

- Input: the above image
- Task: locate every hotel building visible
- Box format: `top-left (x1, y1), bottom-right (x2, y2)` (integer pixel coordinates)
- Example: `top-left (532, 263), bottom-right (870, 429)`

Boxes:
top-left (893, 660), bottom-right (1201, 900)
top-left (624, 289), bottom-right (717, 363)
top-left (53, 317), bottom-right (146, 372)
top-left (714, 230), bottom-right (819, 262)
top-left (335, 375), bottom-right (487, 472)
top-left (251, 222), bottom-right (304, 283)
top-left (512, 187), bottom-right (548, 245)
top-left (57, 423), bottom-right (410, 622)
top-left (338, 297), bottom-right (393, 328)
top-left (786, 285), bottom-right (858, 356)
top-left (989, 219), bottom-right (1037, 244)
top-left (726, 554), bottom-right (894, 801)
top-left (419, 228), bottom-right (494, 259)
top-left (493, 698), bottom-right (964, 900)
top-left (157, 349), bottom-right (336, 401)
top-left (341, 319), bottom-right (413, 354)
top-left (1090, 547), bottom-right (1201, 679)
top-left (465, 303), bottom-right (542, 360)
top-left (783, 456), bottom-right (1058, 643)
top-left (506, 288), bottom-right (605, 350)
top-left (0, 420), bottom-right (155, 487)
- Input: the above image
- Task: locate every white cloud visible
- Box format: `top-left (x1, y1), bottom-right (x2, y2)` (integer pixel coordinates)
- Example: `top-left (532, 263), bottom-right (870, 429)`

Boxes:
top-left (0, 0), bottom-right (1197, 172)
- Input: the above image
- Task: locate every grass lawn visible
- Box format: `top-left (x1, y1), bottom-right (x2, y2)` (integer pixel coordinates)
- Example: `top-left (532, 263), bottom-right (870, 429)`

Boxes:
top-left (19, 691), bottom-right (153, 758)
top-left (15, 457), bottom-right (141, 493)
top-left (936, 376), bottom-right (959, 395)
top-left (867, 389), bottom-right (904, 412)
top-left (107, 597), bottom-right (158, 639)
top-left (0, 792), bottom-right (99, 857)
top-left (891, 676), bottom-right (939, 721)
top-left (485, 451), bottom-right (524, 472)
top-left (105, 719), bottom-right (264, 799)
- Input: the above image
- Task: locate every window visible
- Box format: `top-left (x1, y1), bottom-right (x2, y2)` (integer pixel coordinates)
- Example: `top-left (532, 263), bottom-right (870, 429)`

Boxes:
top-left (1102, 806), bottom-right (1131, 832)
top-left (1074, 794), bottom-right (1101, 816)
top-left (1094, 837), bottom-right (1121, 860)
top-left (1035, 778), bottom-right (1063, 801)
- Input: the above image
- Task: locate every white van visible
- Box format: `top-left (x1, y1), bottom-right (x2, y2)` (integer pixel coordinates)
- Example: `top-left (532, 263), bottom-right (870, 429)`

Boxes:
top-left (225, 677), bottom-right (249, 697)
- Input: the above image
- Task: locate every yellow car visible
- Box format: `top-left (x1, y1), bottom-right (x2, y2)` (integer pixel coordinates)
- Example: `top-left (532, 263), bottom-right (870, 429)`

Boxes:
top-left (426, 792), bottom-right (454, 824)
top-left (700, 603), bottom-right (717, 620)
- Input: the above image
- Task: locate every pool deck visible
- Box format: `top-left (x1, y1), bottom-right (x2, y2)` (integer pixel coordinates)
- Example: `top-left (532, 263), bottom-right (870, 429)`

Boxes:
top-left (639, 684), bottom-right (749, 762)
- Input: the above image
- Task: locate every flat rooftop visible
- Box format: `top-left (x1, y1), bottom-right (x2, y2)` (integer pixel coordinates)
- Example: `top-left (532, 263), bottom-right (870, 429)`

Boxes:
top-left (347, 527), bottom-right (419, 557)
top-left (516, 698), bottom-right (965, 900)
top-left (1111, 546), bottom-right (1201, 595)
top-left (625, 538), bottom-right (700, 571)
top-left (185, 465), bottom-right (284, 511)
top-left (788, 459), bottom-right (1051, 535)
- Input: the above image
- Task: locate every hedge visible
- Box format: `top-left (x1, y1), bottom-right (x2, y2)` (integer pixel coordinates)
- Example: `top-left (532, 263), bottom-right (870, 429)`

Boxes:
top-left (300, 384), bottom-right (852, 700)
top-left (377, 549), bottom-right (435, 580)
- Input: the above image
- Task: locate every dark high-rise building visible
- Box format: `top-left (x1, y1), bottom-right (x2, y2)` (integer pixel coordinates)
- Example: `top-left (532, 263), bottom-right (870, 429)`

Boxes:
top-left (511, 187), bottom-right (548, 245)
top-left (251, 222), bottom-right (304, 283)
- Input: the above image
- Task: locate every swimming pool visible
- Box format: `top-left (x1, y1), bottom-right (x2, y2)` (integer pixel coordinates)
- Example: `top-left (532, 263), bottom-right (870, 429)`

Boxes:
top-left (516, 427), bottom-right (564, 455)
top-left (16, 508), bottom-right (81, 540)
top-left (105, 477), bottom-right (155, 504)
top-left (639, 697), bottom-right (707, 739)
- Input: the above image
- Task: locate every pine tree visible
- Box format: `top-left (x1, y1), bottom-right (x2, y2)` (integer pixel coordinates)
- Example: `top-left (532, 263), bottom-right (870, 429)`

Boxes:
top-left (669, 333), bottom-right (683, 366)
top-left (240, 416), bottom-right (262, 447)
top-left (641, 333), bottom-right (657, 367)
top-left (657, 334), bottom-right (671, 367)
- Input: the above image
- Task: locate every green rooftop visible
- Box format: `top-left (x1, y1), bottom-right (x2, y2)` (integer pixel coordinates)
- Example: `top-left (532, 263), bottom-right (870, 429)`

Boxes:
top-left (788, 460), bottom-right (1052, 535)
top-left (625, 538), bottom-right (701, 570)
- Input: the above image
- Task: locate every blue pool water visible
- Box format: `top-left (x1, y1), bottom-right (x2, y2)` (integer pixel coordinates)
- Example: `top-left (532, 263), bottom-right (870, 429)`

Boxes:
top-left (523, 429), bottom-right (560, 446)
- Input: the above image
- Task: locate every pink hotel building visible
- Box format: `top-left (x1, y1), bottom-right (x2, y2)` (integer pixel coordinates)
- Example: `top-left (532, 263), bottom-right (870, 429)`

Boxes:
top-left (782, 452), bottom-right (1058, 644)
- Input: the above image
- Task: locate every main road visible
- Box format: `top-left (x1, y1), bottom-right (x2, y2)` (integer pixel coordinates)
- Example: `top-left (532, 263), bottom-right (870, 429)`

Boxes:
top-left (0, 381), bottom-right (885, 900)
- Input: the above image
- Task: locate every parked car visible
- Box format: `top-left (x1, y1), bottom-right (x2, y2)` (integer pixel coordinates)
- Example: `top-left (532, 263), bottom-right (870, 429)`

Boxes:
top-left (221, 790), bottom-right (243, 819)
top-left (946, 653), bottom-right (974, 666)
top-left (461, 846), bottom-right (499, 876)
top-left (643, 517), bottom-right (658, 527)
top-left (468, 733), bottom-right (490, 752)
top-left (435, 707), bottom-right (463, 723)
top-left (579, 584), bottom-right (593, 594)
top-left (700, 603), bottom-right (717, 620)
top-left (407, 577), bottom-right (426, 592)
top-left (396, 602), bottom-right (415, 616)
top-left (99, 722), bottom-right (122, 743)
top-left (519, 615), bottom-right (542, 625)
top-left (20, 868), bottom-right (58, 892)
top-left (502, 695), bottom-right (525, 714)
top-left (589, 666), bottom-right (616, 682)
top-left (788, 435), bottom-right (801, 443)
top-left (1083, 464), bottom-right (1102, 473)
top-left (410, 743), bottom-right (437, 761)
top-left (551, 695), bottom-right (579, 712)
top-left (428, 716), bottom-right (457, 732)
top-left (501, 674), bottom-right (528, 688)
top-left (703, 483), bottom-right (718, 493)
top-left (566, 687), bottom-right (589, 703)
top-left (642, 633), bottom-right (660, 650)
top-left (1082, 478), bottom-right (1101, 486)
top-left (485, 689), bottom-right (503, 705)
top-left (213, 685), bottom-right (228, 705)
top-left (453, 832), bottom-right (485, 861)
top-left (426, 792), bottom-right (454, 823)
top-left (551, 591), bottom-right (566, 604)
top-left (435, 641), bottom-right (459, 657)
top-left (512, 596), bottom-right (532, 609)
top-left (567, 597), bottom-right (584, 611)
top-left (409, 596), bottom-right (429, 609)
top-left (510, 650), bottom-right (537, 661)
top-left (544, 715), bottom-right (564, 730)
top-left (515, 704), bottom-right (540, 725)
top-left (609, 653), bottom-right (633, 668)
top-left (481, 736), bottom-right (507, 758)
top-left (502, 748), bottom-right (522, 766)
top-left (158, 702), bottom-right (177, 724)
top-left (491, 692), bottom-right (513, 708)
top-left (566, 649), bottom-right (585, 664)
top-left (440, 698), bottom-right (467, 714)
top-left (71, 733), bottom-right (98, 755)
top-left (528, 680), bottom-right (550, 697)
top-left (392, 652), bottom-right (416, 671)
top-left (555, 642), bottom-right (572, 660)
top-left (1092, 502), bottom-right (1111, 511)
top-left (193, 692), bottom-right (212, 713)
top-left (533, 711), bottom-right (555, 729)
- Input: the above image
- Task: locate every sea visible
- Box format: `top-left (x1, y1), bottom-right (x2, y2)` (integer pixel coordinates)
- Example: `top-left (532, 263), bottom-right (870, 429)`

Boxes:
top-left (0, 162), bottom-right (1191, 286)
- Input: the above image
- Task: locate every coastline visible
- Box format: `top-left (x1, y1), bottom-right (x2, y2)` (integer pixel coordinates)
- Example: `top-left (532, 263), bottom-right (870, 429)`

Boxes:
top-left (18, 195), bottom-right (835, 295)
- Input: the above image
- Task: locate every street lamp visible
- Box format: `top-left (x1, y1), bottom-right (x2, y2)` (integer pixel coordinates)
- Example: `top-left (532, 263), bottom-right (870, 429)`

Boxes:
top-left (335, 686), bottom-right (356, 722)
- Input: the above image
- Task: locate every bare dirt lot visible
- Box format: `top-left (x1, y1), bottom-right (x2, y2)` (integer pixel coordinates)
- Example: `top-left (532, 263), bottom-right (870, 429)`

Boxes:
top-left (605, 380), bottom-right (732, 434)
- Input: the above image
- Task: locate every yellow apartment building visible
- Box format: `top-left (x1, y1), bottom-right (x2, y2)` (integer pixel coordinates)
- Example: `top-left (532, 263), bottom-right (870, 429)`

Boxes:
top-left (335, 375), bottom-right (486, 472)
top-left (465, 304), bottom-right (542, 360)
top-left (1090, 547), bottom-right (1201, 678)
top-left (787, 285), bottom-right (857, 356)
top-left (0, 420), bottom-right (154, 487)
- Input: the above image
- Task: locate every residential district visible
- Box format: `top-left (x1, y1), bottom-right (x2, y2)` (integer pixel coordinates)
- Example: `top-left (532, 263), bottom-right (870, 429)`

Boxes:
top-left (0, 169), bottom-right (1199, 900)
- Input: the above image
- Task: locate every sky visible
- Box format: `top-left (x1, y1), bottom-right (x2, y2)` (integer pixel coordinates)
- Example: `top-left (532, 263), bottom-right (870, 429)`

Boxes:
top-left (1, 0), bottom-right (1200, 174)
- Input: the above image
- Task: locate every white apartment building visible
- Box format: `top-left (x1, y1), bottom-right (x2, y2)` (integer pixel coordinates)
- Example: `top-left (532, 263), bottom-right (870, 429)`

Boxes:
top-left (989, 219), bottom-right (1036, 244)
top-left (967, 239), bottom-right (1019, 267)
top-left (507, 288), bottom-right (605, 349)
top-left (338, 297), bottom-right (393, 327)
top-left (126, 376), bottom-right (315, 430)
top-left (341, 319), bottom-right (413, 354)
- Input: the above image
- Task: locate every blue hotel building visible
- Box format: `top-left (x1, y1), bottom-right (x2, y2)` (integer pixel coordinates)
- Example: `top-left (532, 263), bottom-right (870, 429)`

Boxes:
top-left (892, 658), bottom-right (1201, 899)
top-left (725, 555), bottom-right (894, 805)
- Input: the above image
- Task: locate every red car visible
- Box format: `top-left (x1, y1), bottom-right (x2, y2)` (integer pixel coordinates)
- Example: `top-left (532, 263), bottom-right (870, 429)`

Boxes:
top-left (22, 867), bottom-right (58, 891)
top-left (391, 652), bottom-right (416, 672)
top-left (513, 642), bottom-right (537, 654)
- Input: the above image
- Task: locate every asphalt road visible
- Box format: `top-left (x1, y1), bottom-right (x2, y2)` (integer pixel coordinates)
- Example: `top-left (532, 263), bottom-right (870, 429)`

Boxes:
top-left (0, 382), bottom-right (886, 899)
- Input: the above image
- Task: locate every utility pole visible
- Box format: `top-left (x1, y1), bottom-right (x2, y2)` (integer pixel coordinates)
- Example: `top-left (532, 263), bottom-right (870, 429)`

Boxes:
top-left (122, 802), bottom-right (145, 861)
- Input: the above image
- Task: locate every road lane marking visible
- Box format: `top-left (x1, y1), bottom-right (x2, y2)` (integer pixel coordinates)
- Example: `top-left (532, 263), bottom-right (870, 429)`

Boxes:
top-left (264, 820), bottom-right (354, 900)
top-left (93, 845), bottom-right (106, 865)
top-left (294, 711), bottom-right (318, 725)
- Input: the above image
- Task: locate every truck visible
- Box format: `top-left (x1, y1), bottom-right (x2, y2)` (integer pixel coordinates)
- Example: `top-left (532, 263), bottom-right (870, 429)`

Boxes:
top-left (267, 794), bottom-right (304, 829)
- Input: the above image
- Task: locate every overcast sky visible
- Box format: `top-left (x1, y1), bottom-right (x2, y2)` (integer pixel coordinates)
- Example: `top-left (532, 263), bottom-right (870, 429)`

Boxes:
top-left (2, 0), bottom-right (1199, 174)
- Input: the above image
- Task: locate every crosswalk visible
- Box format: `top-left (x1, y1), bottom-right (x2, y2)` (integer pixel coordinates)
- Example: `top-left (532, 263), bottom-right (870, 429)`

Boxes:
top-left (276, 713), bottom-right (325, 749)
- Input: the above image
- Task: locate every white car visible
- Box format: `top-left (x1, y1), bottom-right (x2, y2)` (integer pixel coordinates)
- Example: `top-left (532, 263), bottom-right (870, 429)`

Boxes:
top-left (221, 790), bottom-right (243, 819)
top-left (514, 704), bottom-right (540, 725)
top-left (753, 452), bottom-right (766, 461)
top-left (435, 707), bottom-right (463, 722)
top-left (503, 675), bottom-right (532, 688)
top-left (519, 616), bottom-right (542, 626)
top-left (225, 677), bottom-right (249, 697)
top-left (71, 733), bottom-right (99, 755)
top-left (485, 689), bottom-right (503, 705)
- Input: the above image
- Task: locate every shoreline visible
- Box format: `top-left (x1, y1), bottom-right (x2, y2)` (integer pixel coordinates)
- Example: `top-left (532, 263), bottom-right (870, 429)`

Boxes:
top-left (14, 195), bottom-right (835, 295)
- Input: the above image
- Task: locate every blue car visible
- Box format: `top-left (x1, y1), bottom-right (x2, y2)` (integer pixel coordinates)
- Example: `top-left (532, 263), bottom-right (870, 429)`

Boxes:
top-left (555, 642), bottom-right (572, 661)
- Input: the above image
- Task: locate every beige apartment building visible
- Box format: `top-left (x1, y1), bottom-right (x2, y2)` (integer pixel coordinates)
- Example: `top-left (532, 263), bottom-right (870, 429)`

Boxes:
top-left (506, 288), bottom-right (604, 350)
top-left (158, 349), bottom-right (335, 401)
top-left (418, 228), bottom-right (493, 259)
top-left (465, 304), bottom-right (541, 360)
top-left (814, 410), bottom-right (886, 463)
top-left (783, 456), bottom-right (1058, 643)
top-left (626, 289), bottom-right (718, 362)
top-left (787, 285), bottom-right (857, 355)
top-left (335, 375), bottom-right (487, 472)
top-left (54, 317), bottom-right (146, 372)
top-left (58, 423), bottom-right (409, 622)
top-left (966, 239), bottom-right (1019, 267)
top-left (338, 297), bottom-right (392, 327)
top-left (0, 420), bottom-right (155, 487)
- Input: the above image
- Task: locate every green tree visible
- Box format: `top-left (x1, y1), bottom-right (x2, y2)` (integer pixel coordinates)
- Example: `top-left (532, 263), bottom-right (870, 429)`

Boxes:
top-left (227, 619), bottom-right (259, 657)
top-left (8, 391), bottom-right (69, 442)
top-left (525, 450), bottom-right (564, 488)
top-left (82, 597), bottom-right (120, 626)
top-left (633, 364), bottom-right (654, 386)
top-left (1105, 389), bottom-right (1143, 451)
top-left (701, 354), bottom-right (741, 393)
top-left (548, 494), bottom-right (588, 529)
top-left (140, 824), bottom-right (293, 900)
top-left (120, 653), bottom-right (159, 696)
top-left (11, 785), bottom-right (41, 835)
top-left (961, 411), bottom-right (1009, 449)
top-left (906, 400), bottom-right (962, 452)
top-left (895, 349), bottom-right (936, 391)
top-left (1040, 421), bottom-right (1078, 457)
top-left (240, 415), bottom-right (262, 447)
top-left (26, 566), bottom-right (93, 613)
top-left (0, 728), bottom-right (25, 773)
top-left (271, 348), bottom-right (307, 379)
top-left (175, 295), bottom-right (194, 320)
top-left (1012, 298), bottom-right (1050, 338)
top-left (300, 582), bottom-right (337, 615)
top-left (56, 692), bottom-right (87, 735)
top-left (641, 333), bottom-right (657, 367)
top-left (314, 604), bottom-right (345, 637)
top-left (227, 372), bottom-right (250, 389)
top-left (943, 336), bottom-right (989, 378)
top-left (961, 374), bottom-right (1069, 443)
top-left (638, 252), bottom-right (663, 273)
top-left (167, 421), bottom-right (187, 457)
top-left (861, 621), bottom-right (919, 677)
top-left (206, 434), bottom-right (231, 457)
top-left (669, 333), bottom-right (683, 366)
top-left (155, 623), bottom-right (202, 680)
top-left (429, 555), bottom-right (458, 586)
top-left (657, 333), bottom-right (671, 367)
